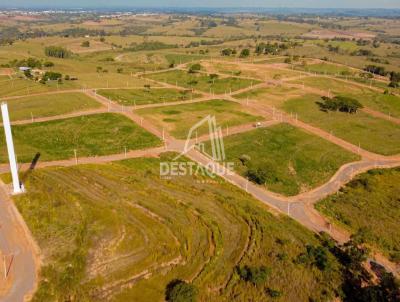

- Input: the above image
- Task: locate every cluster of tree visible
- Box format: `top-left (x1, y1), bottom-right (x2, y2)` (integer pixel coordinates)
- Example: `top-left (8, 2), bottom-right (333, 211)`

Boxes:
top-left (255, 42), bottom-right (288, 55)
top-left (364, 65), bottom-right (387, 76)
top-left (317, 96), bottom-right (363, 114)
top-left (199, 19), bottom-right (217, 28)
top-left (165, 280), bottom-right (197, 302)
top-left (221, 48), bottom-right (237, 56)
top-left (60, 27), bottom-right (106, 38)
top-left (125, 41), bottom-right (177, 51)
top-left (9, 58), bottom-right (42, 69)
top-left (370, 57), bottom-right (389, 64)
top-left (320, 230), bottom-right (400, 301)
top-left (389, 72), bottom-right (400, 87)
top-left (236, 265), bottom-right (270, 286)
top-left (42, 71), bottom-right (62, 81)
top-left (45, 46), bottom-right (71, 59)
top-left (296, 245), bottom-right (331, 271)
top-left (327, 44), bottom-right (341, 53)
top-left (351, 49), bottom-right (374, 56)
top-left (186, 39), bottom-right (223, 48)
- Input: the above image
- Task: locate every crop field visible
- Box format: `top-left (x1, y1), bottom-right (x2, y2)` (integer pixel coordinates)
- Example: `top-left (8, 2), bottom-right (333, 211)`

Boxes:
top-left (96, 88), bottom-right (200, 106)
top-left (204, 124), bottom-right (359, 196)
top-left (0, 113), bottom-right (161, 163)
top-left (234, 85), bottom-right (306, 107)
top-left (14, 156), bottom-right (343, 301)
top-left (3, 92), bottom-right (101, 121)
top-left (136, 99), bottom-right (264, 139)
top-left (316, 168), bottom-right (400, 263)
top-left (282, 94), bottom-right (400, 155)
top-left (144, 69), bottom-right (261, 94)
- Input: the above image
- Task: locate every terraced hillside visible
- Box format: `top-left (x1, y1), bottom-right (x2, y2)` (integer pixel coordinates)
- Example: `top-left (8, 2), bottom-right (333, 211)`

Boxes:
top-left (15, 155), bottom-right (343, 301)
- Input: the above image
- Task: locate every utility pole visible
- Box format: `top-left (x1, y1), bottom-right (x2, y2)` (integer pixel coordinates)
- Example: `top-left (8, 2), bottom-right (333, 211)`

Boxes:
top-left (1, 102), bottom-right (23, 194)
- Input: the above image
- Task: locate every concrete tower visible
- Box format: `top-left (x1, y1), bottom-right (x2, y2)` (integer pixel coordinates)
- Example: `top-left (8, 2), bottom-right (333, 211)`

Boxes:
top-left (1, 102), bottom-right (23, 194)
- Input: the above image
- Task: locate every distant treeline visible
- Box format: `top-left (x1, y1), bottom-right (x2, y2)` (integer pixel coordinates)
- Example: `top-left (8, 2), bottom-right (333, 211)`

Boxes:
top-left (124, 41), bottom-right (178, 51)
top-left (45, 46), bottom-right (71, 58)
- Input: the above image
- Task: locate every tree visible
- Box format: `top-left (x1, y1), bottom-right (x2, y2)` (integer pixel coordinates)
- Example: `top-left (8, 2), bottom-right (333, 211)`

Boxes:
top-left (165, 280), bottom-right (197, 302)
top-left (317, 96), bottom-right (363, 114)
top-left (237, 265), bottom-right (270, 286)
top-left (221, 48), bottom-right (233, 56)
top-left (239, 48), bottom-right (250, 58)
top-left (45, 46), bottom-right (71, 58)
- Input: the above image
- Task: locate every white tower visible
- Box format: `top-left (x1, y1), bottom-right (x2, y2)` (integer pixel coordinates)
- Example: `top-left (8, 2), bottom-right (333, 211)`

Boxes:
top-left (1, 102), bottom-right (23, 194)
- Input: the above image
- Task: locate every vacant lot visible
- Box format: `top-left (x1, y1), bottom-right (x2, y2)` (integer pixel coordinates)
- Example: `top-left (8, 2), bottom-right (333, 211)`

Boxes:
top-left (297, 62), bottom-right (355, 76)
top-left (3, 92), bottom-right (101, 121)
top-left (234, 85), bottom-right (306, 107)
top-left (282, 94), bottom-right (400, 155)
top-left (136, 99), bottom-right (263, 139)
top-left (289, 76), bottom-right (366, 95)
top-left (316, 168), bottom-right (400, 263)
top-left (205, 124), bottom-right (359, 195)
top-left (347, 91), bottom-right (400, 118)
top-left (13, 155), bottom-right (343, 301)
top-left (0, 113), bottom-right (161, 163)
top-left (145, 69), bottom-right (260, 94)
top-left (97, 88), bottom-right (200, 106)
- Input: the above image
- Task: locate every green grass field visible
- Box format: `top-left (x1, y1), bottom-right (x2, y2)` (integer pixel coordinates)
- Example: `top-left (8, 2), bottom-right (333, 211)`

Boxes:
top-left (282, 94), bottom-right (400, 155)
top-left (347, 91), bottom-right (400, 118)
top-left (0, 113), bottom-right (161, 163)
top-left (3, 92), bottom-right (101, 121)
top-left (298, 62), bottom-right (355, 76)
top-left (289, 76), bottom-right (366, 95)
top-left (144, 69), bottom-right (260, 94)
top-left (316, 168), bottom-right (400, 263)
top-left (136, 99), bottom-right (263, 139)
top-left (13, 155), bottom-right (343, 301)
top-left (96, 88), bottom-right (200, 106)
top-left (234, 85), bottom-right (306, 107)
top-left (205, 124), bottom-right (359, 196)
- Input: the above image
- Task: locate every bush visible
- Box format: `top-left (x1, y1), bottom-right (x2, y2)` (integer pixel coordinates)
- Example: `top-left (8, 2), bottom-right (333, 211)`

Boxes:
top-left (188, 63), bottom-right (201, 73)
top-left (165, 280), bottom-right (197, 302)
top-left (43, 71), bottom-right (62, 81)
top-left (237, 265), bottom-right (270, 286)
top-left (81, 41), bottom-right (90, 47)
top-left (43, 61), bottom-right (54, 67)
top-left (239, 48), bottom-right (250, 58)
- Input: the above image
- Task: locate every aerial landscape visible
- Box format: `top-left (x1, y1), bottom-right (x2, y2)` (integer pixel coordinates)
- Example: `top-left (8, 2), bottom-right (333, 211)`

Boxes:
top-left (0, 0), bottom-right (400, 301)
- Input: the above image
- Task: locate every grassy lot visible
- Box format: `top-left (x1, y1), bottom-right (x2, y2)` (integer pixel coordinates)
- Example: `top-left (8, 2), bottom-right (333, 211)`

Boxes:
top-left (316, 168), bottom-right (400, 263)
top-left (0, 76), bottom-right (56, 97)
top-left (97, 88), bottom-right (200, 106)
top-left (282, 94), bottom-right (400, 155)
top-left (297, 62), bottom-right (355, 76)
top-left (144, 69), bottom-right (260, 94)
top-left (234, 85), bottom-right (306, 107)
top-left (347, 91), bottom-right (400, 118)
top-left (289, 76), bottom-right (366, 95)
top-left (0, 113), bottom-right (161, 163)
top-left (3, 92), bottom-right (101, 121)
top-left (136, 99), bottom-right (263, 139)
top-left (205, 124), bottom-right (359, 196)
top-left (14, 155), bottom-right (343, 301)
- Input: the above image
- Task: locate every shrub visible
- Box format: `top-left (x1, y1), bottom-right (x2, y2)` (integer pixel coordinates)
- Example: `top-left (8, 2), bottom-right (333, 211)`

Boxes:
top-left (237, 265), bottom-right (270, 286)
top-left (43, 71), bottom-right (62, 81)
top-left (188, 63), bottom-right (201, 73)
top-left (239, 48), bottom-right (250, 58)
top-left (43, 61), bottom-right (54, 67)
top-left (165, 280), bottom-right (197, 302)
top-left (81, 41), bottom-right (90, 47)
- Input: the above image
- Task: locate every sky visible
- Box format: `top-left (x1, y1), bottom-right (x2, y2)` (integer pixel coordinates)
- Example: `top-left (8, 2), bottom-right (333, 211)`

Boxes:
top-left (3, 0), bottom-right (400, 9)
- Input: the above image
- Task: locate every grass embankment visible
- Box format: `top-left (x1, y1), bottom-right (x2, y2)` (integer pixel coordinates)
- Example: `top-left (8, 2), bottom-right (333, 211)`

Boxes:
top-left (316, 167), bottom-right (400, 263)
top-left (205, 124), bottom-right (359, 196)
top-left (14, 155), bottom-right (343, 301)
top-left (0, 113), bottom-right (161, 163)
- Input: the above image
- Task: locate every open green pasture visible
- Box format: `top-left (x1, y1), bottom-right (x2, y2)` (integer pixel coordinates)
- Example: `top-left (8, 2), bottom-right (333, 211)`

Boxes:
top-left (282, 94), bottom-right (400, 155)
top-left (0, 113), bottom-right (161, 163)
top-left (97, 88), bottom-right (200, 106)
top-left (4, 92), bottom-right (101, 121)
top-left (144, 69), bottom-right (260, 94)
top-left (136, 99), bottom-right (263, 139)
top-left (205, 124), bottom-right (359, 196)
top-left (14, 155), bottom-right (343, 301)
